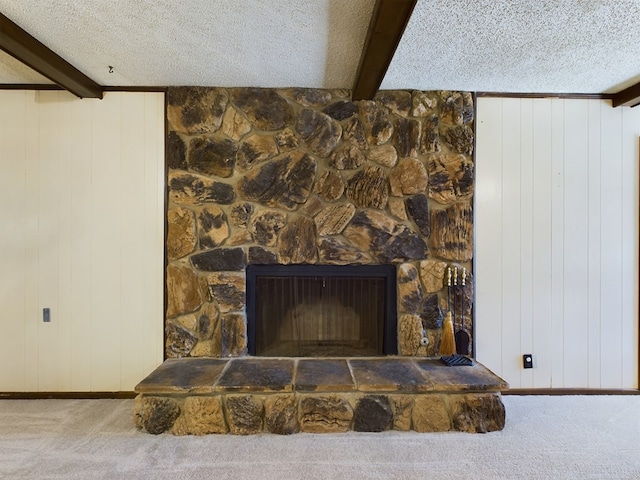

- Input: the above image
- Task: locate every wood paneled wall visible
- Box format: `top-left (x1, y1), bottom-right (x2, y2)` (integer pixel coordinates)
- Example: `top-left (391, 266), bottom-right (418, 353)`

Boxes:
top-left (0, 91), bottom-right (165, 392)
top-left (475, 97), bottom-right (639, 389)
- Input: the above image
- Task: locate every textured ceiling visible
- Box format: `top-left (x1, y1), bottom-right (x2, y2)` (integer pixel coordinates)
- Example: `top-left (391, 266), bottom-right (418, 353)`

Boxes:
top-left (1, 0), bottom-right (640, 94)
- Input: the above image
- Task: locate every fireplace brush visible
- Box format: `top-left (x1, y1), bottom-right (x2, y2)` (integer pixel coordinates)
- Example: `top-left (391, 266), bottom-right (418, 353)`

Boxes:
top-left (439, 267), bottom-right (456, 356)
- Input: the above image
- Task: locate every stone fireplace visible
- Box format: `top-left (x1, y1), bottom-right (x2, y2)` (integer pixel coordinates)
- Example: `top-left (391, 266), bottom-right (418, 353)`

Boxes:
top-left (133, 88), bottom-right (508, 436)
top-left (165, 87), bottom-right (475, 360)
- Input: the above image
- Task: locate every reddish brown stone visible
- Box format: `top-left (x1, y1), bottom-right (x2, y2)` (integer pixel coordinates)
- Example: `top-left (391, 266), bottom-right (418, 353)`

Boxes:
top-left (167, 207), bottom-right (197, 260)
top-left (345, 165), bottom-right (388, 209)
top-left (166, 262), bottom-right (202, 318)
top-left (428, 154), bottom-right (474, 204)
top-left (429, 203), bottom-right (474, 261)
top-left (167, 87), bottom-right (228, 135)
top-left (314, 203), bottom-right (356, 236)
top-left (330, 144), bottom-right (365, 170)
top-left (236, 134), bottom-right (279, 172)
top-left (395, 118), bottom-right (421, 157)
top-left (314, 169), bottom-right (345, 201)
top-left (389, 159), bottom-right (428, 196)
top-left (278, 216), bottom-right (317, 264)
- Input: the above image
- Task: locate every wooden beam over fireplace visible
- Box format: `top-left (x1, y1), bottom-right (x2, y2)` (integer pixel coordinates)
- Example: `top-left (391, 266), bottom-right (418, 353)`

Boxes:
top-left (0, 12), bottom-right (103, 99)
top-left (352, 0), bottom-right (417, 101)
top-left (611, 79), bottom-right (640, 108)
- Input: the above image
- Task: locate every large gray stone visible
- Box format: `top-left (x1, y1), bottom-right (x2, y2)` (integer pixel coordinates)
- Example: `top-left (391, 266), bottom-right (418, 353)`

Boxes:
top-left (190, 248), bottom-right (246, 272)
top-left (354, 395), bottom-right (393, 432)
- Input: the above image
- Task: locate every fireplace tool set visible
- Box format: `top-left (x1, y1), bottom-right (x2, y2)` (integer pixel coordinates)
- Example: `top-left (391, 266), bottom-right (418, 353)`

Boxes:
top-left (440, 266), bottom-right (474, 366)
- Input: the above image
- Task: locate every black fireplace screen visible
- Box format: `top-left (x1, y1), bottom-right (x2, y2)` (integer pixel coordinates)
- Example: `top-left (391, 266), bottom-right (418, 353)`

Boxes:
top-left (246, 264), bottom-right (397, 356)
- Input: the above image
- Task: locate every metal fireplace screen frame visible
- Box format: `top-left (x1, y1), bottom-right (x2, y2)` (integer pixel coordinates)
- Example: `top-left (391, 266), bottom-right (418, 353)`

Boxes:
top-left (246, 264), bottom-right (397, 356)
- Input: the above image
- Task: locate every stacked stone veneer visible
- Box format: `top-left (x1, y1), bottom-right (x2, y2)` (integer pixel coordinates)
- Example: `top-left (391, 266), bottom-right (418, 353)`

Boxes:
top-left (166, 87), bottom-right (475, 358)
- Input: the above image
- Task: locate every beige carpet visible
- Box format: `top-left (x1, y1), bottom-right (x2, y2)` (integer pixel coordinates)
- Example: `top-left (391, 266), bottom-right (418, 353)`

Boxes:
top-left (0, 395), bottom-right (638, 480)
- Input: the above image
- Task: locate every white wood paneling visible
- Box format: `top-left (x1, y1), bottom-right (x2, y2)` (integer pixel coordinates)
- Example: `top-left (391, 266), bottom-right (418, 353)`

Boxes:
top-left (0, 91), bottom-right (165, 392)
top-left (476, 97), bottom-right (639, 389)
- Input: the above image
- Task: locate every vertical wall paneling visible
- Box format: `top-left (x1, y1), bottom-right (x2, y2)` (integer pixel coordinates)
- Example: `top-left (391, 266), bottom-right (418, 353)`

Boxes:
top-left (476, 97), bottom-right (639, 389)
top-left (0, 91), bottom-right (28, 390)
top-left (474, 98), bottom-right (504, 373)
top-left (621, 108), bottom-right (639, 388)
top-left (500, 99), bottom-right (523, 385)
top-left (531, 99), bottom-right (553, 388)
top-left (598, 104), bottom-right (624, 388)
top-left (586, 100), bottom-right (602, 388)
top-left (0, 91), bottom-right (165, 392)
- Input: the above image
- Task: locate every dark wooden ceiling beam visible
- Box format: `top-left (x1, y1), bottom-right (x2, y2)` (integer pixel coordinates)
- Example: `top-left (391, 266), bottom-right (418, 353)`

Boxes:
top-left (0, 12), bottom-right (103, 99)
top-left (352, 0), bottom-right (417, 101)
top-left (612, 81), bottom-right (640, 108)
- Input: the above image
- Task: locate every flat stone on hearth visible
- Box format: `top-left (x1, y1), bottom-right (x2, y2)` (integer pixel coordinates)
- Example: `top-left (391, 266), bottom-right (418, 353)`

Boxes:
top-left (415, 359), bottom-right (509, 392)
top-left (135, 358), bottom-right (227, 394)
top-left (216, 358), bottom-right (294, 392)
top-left (295, 359), bottom-right (355, 392)
top-left (348, 358), bottom-right (434, 392)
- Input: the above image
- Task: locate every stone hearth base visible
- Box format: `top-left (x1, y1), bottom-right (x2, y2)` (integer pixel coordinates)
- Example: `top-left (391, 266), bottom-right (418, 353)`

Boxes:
top-left (134, 357), bottom-right (508, 435)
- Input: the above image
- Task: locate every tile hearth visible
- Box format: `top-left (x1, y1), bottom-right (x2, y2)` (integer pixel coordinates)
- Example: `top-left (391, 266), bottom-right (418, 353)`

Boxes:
top-left (134, 357), bottom-right (507, 435)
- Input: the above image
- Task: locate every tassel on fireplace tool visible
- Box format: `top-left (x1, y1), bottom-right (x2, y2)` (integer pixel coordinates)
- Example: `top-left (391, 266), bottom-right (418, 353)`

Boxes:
top-left (455, 267), bottom-right (470, 355)
top-left (439, 267), bottom-right (456, 356)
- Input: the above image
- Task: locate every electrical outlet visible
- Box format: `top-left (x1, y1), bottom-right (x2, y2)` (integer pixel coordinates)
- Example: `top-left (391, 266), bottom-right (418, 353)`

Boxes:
top-left (43, 308), bottom-right (51, 323)
top-left (523, 354), bottom-right (534, 369)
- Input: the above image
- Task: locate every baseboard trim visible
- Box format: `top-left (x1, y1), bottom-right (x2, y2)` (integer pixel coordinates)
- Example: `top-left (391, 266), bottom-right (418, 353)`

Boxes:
top-left (503, 388), bottom-right (640, 396)
top-left (0, 391), bottom-right (137, 399)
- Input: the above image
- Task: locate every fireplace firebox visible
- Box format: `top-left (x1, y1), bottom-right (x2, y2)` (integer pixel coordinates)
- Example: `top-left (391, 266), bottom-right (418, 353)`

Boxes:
top-left (246, 264), bottom-right (397, 356)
